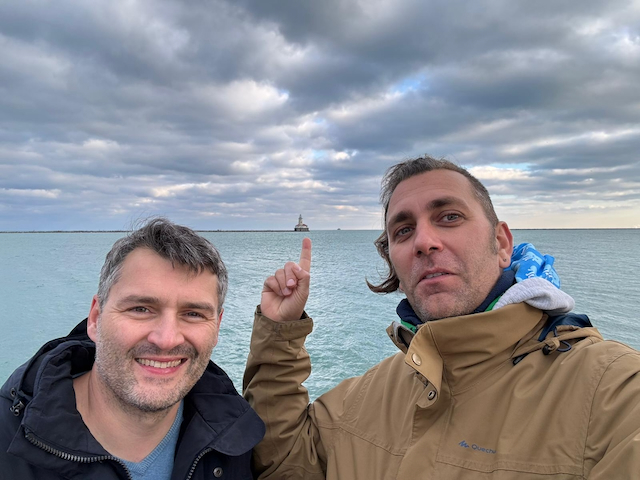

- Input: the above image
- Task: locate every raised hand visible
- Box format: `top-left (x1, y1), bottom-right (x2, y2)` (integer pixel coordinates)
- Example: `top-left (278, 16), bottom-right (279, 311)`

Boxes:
top-left (261, 238), bottom-right (311, 322)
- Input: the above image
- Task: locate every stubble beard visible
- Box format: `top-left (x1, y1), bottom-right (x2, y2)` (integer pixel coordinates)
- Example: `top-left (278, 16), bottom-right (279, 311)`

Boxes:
top-left (410, 286), bottom-right (483, 322)
top-left (408, 229), bottom-right (500, 323)
top-left (94, 335), bottom-right (213, 416)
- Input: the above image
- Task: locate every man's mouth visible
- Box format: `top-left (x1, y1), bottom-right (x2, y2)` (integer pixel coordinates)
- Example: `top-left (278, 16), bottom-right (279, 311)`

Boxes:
top-left (136, 359), bottom-right (184, 369)
top-left (423, 272), bottom-right (448, 280)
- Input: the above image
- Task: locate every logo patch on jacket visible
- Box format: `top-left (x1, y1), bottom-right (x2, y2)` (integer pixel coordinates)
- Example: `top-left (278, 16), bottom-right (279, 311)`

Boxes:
top-left (459, 440), bottom-right (496, 454)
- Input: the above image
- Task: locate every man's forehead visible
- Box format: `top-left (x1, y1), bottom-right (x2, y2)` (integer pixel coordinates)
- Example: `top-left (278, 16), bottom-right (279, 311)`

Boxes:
top-left (386, 170), bottom-right (475, 217)
top-left (112, 248), bottom-right (219, 292)
top-left (121, 248), bottom-right (212, 275)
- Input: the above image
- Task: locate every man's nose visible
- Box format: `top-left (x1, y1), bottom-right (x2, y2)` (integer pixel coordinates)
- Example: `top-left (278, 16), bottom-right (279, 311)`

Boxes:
top-left (413, 222), bottom-right (443, 256)
top-left (147, 313), bottom-right (185, 351)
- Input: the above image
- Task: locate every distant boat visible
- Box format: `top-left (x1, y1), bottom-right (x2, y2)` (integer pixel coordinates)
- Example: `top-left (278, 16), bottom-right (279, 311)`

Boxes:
top-left (294, 214), bottom-right (309, 232)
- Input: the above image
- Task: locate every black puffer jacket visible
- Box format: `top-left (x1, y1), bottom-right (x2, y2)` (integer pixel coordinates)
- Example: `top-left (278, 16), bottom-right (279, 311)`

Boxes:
top-left (0, 320), bottom-right (265, 480)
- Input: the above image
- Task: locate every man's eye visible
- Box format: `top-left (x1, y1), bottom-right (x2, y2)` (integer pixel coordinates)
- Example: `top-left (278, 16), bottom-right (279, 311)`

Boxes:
top-left (186, 312), bottom-right (205, 319)
top-left (131, 306), bottom-right (150, 313)
top-left (442, 213), bottom-right (461, 222)
top-left (395, 226), bottom-right (412, 238)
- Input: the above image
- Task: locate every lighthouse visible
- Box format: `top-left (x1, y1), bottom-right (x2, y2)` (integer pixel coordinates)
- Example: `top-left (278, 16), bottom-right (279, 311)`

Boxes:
top-left (294, 214), bottom-right (309, 232)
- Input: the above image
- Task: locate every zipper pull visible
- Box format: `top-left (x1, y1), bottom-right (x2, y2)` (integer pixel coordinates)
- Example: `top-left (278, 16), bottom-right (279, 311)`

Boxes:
top-left (10, 399), bottom-right (25, 416)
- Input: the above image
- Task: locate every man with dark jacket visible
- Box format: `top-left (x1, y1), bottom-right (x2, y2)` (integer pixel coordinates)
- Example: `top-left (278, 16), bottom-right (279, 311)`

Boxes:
top-left (1, 218), bottom-right (264, 480)
top-left (244, 156), bottom-right (640, 479)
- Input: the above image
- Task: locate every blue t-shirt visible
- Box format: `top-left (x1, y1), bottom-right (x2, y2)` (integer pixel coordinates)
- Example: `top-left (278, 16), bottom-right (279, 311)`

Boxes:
top-left (119, 401), bottom-right (184, 480)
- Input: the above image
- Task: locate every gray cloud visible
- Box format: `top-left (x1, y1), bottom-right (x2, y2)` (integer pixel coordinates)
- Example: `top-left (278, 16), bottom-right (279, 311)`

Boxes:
top-left (0, 0), bottom-right (638, 231)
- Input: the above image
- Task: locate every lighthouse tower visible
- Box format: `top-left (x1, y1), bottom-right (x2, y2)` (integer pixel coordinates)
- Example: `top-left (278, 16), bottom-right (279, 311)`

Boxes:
top-left (294, 214), bottom-right (309, 232)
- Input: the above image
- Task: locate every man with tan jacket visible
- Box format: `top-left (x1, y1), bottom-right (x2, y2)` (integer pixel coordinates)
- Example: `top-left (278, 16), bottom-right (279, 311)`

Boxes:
top-left (244, 156), bottom-right (640, 479)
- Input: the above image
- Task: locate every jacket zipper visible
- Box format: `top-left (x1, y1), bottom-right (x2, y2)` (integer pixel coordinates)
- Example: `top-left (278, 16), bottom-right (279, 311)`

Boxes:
top-left (185, 447), bottom-right (213, 480)
top-left (25, 432), bottom-right (134, 480)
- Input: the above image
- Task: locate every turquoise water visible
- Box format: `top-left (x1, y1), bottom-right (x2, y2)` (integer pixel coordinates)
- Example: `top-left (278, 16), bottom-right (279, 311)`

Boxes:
top-left (1, 229), bottom-right (639, 399)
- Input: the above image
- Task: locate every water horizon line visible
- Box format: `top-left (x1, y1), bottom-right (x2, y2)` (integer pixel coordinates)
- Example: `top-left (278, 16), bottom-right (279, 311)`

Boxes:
top-left (0, 227), bottom-right (638, 234)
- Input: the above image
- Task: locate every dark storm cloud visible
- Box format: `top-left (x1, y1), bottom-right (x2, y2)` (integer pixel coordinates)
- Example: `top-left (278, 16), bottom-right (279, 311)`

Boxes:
top-left (0, 0), bottom-right (638, 230)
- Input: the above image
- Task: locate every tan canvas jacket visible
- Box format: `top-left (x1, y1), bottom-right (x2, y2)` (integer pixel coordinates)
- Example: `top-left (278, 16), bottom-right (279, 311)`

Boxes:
top-left (243, 303), bottom-right (640, 479)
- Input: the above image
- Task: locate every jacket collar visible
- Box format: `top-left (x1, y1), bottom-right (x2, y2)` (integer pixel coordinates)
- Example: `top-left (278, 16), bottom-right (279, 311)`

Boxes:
top-left (176, 361), bottom-right (265, 458)
top-left (390, 302), bottom-right (604, 398)
top-left (400, 303), bottom-right (546, 396)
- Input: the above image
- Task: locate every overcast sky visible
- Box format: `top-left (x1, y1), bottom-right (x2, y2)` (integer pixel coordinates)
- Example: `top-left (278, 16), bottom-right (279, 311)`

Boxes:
top-left (1, 0), bottom-right (638, 231)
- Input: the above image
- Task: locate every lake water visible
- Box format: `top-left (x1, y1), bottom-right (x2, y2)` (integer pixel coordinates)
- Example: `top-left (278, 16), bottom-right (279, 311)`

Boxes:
top-left (1, 229), bottom-right (638, 399)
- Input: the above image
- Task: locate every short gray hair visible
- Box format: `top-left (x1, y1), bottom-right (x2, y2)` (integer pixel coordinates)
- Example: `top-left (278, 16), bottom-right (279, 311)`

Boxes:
top-left (97, 218), bottom-right (228, 311)
top-left (368, 155), bottom-right (498, 293)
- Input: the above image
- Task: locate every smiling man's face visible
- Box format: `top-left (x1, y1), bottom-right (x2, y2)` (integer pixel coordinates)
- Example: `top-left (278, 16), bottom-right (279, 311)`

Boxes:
top-left (386, 169), bottom-right (513, 322)
top-left (87, 247), bottom-right (222, 413)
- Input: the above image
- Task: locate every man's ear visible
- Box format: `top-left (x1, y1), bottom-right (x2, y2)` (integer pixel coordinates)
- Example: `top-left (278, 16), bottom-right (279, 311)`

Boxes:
top-left (496, 221), bottom-right (514, 269)
top-left (87, 295), bottom-right (100, 342)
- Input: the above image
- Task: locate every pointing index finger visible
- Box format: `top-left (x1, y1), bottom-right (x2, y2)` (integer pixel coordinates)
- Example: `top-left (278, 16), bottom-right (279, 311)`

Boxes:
top-left (299, 237), bottom-right (312, 272)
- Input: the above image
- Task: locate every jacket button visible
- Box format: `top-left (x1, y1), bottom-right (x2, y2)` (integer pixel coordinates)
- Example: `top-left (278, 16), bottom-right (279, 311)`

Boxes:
top-left (428, 390), bottom-right (436, 400)
top-left (412, 353), bottom-right (422, 366)
top-left (10, 388), bottom-right (16, 398)
top-left (213, 467), bottom-right (223, 477)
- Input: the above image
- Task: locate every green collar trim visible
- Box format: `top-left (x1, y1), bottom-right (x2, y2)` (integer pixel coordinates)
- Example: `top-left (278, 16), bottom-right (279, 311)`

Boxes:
top-left (485, 295), bottom-right (502, 312)
top-left (400, 320), bottom-right (418, 333)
